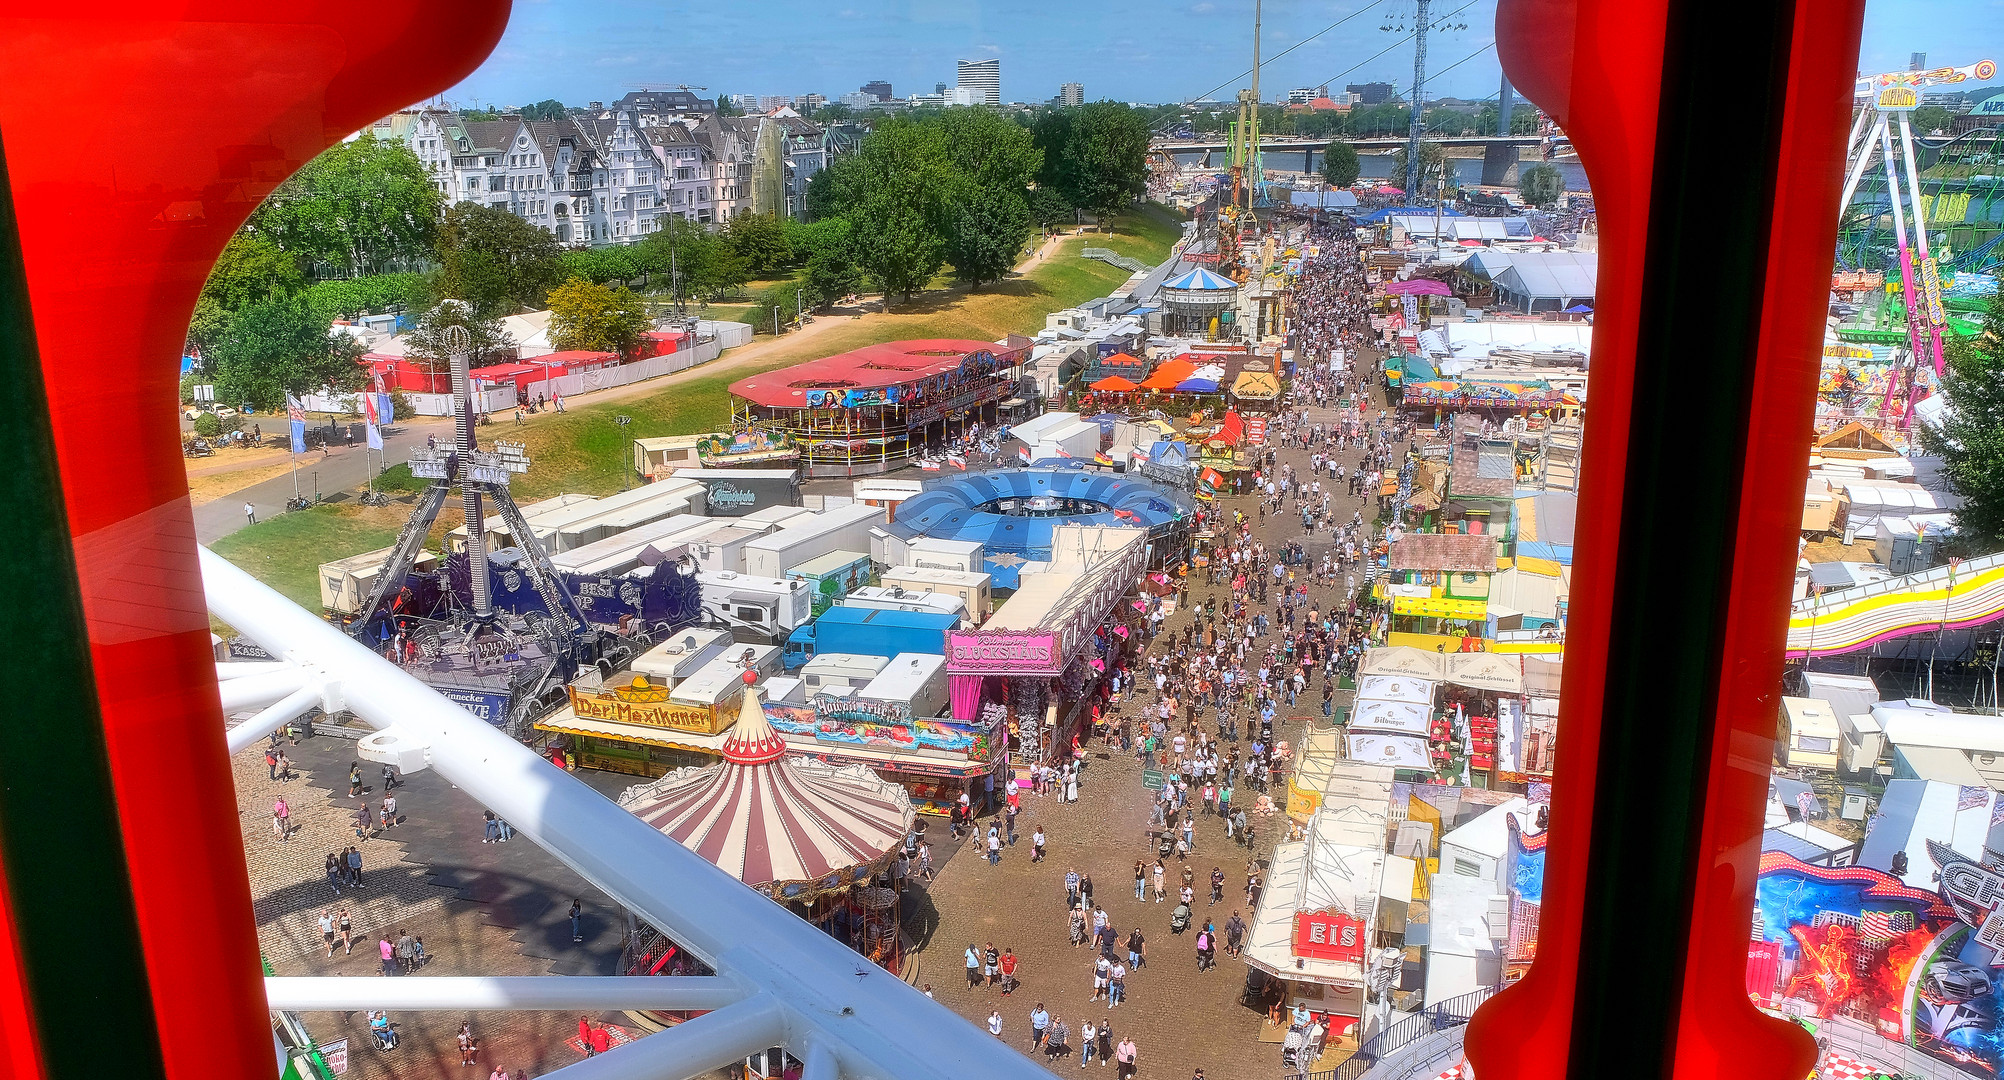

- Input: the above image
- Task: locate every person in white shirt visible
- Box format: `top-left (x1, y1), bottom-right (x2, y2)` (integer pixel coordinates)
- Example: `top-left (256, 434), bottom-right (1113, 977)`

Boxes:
top-left (989, 1010), bottom-right (1004, 1037)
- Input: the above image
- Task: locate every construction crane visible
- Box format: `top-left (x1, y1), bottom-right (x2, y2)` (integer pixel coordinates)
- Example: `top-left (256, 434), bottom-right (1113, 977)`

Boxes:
top-left (1839, 58), bottom-right (1996, 423)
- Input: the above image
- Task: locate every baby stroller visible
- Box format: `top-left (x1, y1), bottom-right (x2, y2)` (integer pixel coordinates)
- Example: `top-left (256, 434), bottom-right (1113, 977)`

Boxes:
top-left (1171, 903), bottom-right (1192, 934)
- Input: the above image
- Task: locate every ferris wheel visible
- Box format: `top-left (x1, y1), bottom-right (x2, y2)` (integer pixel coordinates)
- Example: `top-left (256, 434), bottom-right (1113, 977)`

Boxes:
top-left (1839, 58), bottom-right (1996, 421)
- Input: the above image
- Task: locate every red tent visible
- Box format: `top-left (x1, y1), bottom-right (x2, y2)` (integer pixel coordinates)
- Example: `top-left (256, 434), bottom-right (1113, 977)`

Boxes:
top-left (1141, 359), bottom-right (1196, 391)
top-left (1217, 409), bottom-right (1245, 447)
top-left (1090, 374), bottom-right (1140, 392)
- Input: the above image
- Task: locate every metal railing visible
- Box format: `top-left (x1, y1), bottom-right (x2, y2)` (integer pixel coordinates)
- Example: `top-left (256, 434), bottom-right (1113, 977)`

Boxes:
top-left (1287, 985), bottom-right (1500, 1080)
top-left (1083, 247), bottom-right (1150, 272)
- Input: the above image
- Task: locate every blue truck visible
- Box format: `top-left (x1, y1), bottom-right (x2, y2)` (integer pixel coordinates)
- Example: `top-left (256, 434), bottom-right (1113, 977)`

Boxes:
top-left (781, 606), bottom-right (956, 671)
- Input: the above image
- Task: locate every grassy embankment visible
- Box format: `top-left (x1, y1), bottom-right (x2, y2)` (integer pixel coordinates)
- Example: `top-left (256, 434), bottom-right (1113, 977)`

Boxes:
top-left (213, 206), bottom-right (1185, 608)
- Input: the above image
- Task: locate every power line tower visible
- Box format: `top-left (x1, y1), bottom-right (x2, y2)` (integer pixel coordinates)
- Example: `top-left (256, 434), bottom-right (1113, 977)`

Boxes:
top-left (1403, 0), bottom-right (1431, 200)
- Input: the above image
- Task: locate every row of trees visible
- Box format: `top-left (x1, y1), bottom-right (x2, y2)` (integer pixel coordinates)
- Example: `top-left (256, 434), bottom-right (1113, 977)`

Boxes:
top-left (799, 103), bottom-right (1150, 307)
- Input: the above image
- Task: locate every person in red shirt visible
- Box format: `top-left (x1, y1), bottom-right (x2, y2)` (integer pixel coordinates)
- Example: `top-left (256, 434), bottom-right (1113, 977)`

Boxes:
top-left (587, 1025), bottom-right (610, 1058)
top-left (577, 1015), bottom-right (591, 1055)
top-left (999, 948), bottom-right (1019, 995)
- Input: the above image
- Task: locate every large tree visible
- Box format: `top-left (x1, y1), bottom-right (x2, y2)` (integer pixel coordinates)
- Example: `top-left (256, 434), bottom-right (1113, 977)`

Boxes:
top-left (1320, 141), bottom-right (1361, 188)
top-left (202, 235), bottom-right (306, 310)
top-left (547, 277), bottom-right (650, 356)
top-left (942, 180), bottom-right (1033, 289)
top-left (1519, 162), bottom-right (1565, 208)
top-left (725, 212), bottom-right (793, 276)
top-left (1919, 289), bottom-right (2004, 549)
top-left (1034, 102), bottom-right (1150, 223)
top-left (208, 297), bottom-right (365, 410)
top-left (433, 202), bottom-right (565, 316)
top-left (842, 119), bottom-right (952, 304)
top-left (1388, 141), bottom-right (1450, 195)
top-left (249, 135), bottom-right (443, 276)
top-left (401, 299), bottom-right (516, 368)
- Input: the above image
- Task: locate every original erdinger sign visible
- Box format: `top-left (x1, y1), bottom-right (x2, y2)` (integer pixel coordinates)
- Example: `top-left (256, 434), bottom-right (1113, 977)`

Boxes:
top-left (945, 630), bottom-right (1062, 675)
top-left (1293, 909), bottom-right (1367, 964)
top-left (568, 684), bottom-right (728, 734)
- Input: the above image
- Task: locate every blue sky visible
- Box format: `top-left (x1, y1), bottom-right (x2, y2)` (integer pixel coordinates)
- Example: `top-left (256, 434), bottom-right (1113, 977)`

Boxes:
top-left (446, 0), bottom-right (2004, 109)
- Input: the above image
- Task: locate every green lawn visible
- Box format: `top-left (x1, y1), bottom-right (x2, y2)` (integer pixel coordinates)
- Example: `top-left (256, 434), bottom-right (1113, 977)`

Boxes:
top-left (215, 206), bottom-right (1187, 596)
top-left (211, 504), bottom-right (403, 610)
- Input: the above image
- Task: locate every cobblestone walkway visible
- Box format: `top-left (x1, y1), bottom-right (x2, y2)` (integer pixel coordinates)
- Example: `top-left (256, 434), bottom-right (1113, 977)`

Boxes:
top-left (910, 353), bottom-right (1395, 1080)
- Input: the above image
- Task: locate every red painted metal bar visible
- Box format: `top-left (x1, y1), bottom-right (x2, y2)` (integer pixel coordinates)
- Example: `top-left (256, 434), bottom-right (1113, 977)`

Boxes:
top-left (1467, 1), bottom-right (1867, 1077)
top-left (0, 8), bottom-right (506, 1080)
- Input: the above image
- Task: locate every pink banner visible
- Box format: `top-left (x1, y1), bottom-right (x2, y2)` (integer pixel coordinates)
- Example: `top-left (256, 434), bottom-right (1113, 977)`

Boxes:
top-left (946, 630), bottom-right (1062, 675)
top-left (950, 674), bottom-right (985, 721)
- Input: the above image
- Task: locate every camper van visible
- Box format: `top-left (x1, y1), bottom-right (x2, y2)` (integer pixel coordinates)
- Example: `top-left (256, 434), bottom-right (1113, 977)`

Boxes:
top-left (670, 644), bottom-right (782, 709)
top-left (856, 652), bottom-right (948, 719)
top-left (877, 566), bottom-right (992, 622)
top-left (630, 627), bottom-right (734, 686)
top-left (786, 550), bottom-right (875, 613)
top-left (694, 571), bottom-right (814, 643)
top-left (800, 653), bottom-right (891, 692)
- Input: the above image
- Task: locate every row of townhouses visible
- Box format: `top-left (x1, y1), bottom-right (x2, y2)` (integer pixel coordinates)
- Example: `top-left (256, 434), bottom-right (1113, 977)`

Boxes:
top-left (371, 101), bottom-right (838, 245)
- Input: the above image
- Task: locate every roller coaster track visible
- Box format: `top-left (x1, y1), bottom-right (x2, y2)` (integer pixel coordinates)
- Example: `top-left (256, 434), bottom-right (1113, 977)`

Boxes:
top-left (1786, 551), bottom-right (2004, 658)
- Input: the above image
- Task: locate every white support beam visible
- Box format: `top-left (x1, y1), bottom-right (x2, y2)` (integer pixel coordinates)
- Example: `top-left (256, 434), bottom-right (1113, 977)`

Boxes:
top-left (217, 661), bottom-right (295, 680)
top-left (801, 1040), bottom-right (838, 1080)
top-left (265, 976), bottom-right (748, 1013)
top-left (200, 549), bottom-right (1049, 1080)
top-left (532, 994), bottom-right (787, 1080)
top-left (225, 684), bottom-right (322, 756)
top-left (217, 667), bottom-right (310, 714)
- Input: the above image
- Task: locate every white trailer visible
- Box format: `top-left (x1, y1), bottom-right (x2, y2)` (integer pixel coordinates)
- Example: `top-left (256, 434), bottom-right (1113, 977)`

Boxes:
top-left (670, 644), bottom-right (783, 709)
top-left (549, 514), bottom-right (712, 577)
top-left (877, 566), bottom-right (992, 621)
top-left (740, 505), bottom-right (817, 529)
top-left (841, 586), bottom-right (970, 626)
top-left (856, 652), bottom-right (948, 719)
top-left (800, 652), bottom-right (891, 693)
top-left (445, 493), bottom-right (595, 554)
top-left (695, 571), bottom-right (815, 643)
top-left (551, 478), bottom-right (710, 552)
top-left (680, 520), bottom-right (779, 574)
top-left (741, 503), bottom-right (886, 580)
top-left (630, 627), bottom-right (735, 686)
top-left (906, 538), bottom-right (985, 573)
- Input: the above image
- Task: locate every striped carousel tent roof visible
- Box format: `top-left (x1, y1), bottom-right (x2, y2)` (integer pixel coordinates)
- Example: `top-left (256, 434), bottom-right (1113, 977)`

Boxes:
top-left (618, 688), bottom-right (915, 892)
top-left (1161, 267), bottom-right (1239, 291)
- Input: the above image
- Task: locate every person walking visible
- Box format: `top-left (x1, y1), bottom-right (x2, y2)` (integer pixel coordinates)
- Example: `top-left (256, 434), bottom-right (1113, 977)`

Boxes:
top-left (324, 854), bottom-right (344, 896)
top-left (348, 762), bottom-right (363, 797)
top-left (395, 929), bottom-right (417, 974)
top-left (1133, 860), bottom-right (1146, 901)
top-left (1079, 872), bottom-right (1094, 910)
top-left (339, 908), bottom-right (353, 955)
top-left (1210, 866), bottom-right (1225, 906)
top-left (381, 763), bottom-right (398, 792)
top-left (273, 797), bottom-right (291, 843)
top-left (244, 501), bottom-right (256, 525)
top-left (1126, 927), bottom-right (1146, 970)
top-left (1080, 1019), bottom-right (1098, 1067)
top-left (964, 943), bottom-right (983, 989)
top-left (570, 899), bottom-right (584, 942)
top-left (1030, 1003), bottom-right (1050, 1051)
top-left (377, 936), bottom-right (395, 976)
top-left (987, 827), bottom-right (1002, 866)
top-left (319, 911), bottom-right (337, 958)
top-left (458, 1022), bottom-right (478, 1066)
top-left (380, 795), bottom-right (397, 830)
top-left (1000, 948), bottom-right (1018, 995)
top-left (345, 846), bottom-right (364, 887)
top-left (265, 746), bottom-right (280, 781)
top-left (984, 942), bottom-right (1000, 987)
top-left (1032, 827), bottom-right (1047, 863)
top-left (587, 1025), bottom-right (609, 1058)
top-left (1108, 959), bottom-right (1127, 1007)
top-left (1152, 860), bottom-right (1166, 903)
top-left (578, 1016), bottom-right (592, 1055)
top-left (1116, 1037), bottom-right (1138, 1080)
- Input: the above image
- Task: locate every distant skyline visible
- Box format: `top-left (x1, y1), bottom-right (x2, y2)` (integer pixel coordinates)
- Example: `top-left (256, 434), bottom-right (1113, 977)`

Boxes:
top-left (445, 0), bottom-right (2004, 110)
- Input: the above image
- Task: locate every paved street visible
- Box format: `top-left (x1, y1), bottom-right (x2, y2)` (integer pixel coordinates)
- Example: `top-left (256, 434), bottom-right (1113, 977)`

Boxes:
top-left (194, 420), bottom-right (451, 544)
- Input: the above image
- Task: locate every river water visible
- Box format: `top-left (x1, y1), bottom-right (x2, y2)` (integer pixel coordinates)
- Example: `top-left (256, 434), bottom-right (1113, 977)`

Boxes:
top-left (1170, 148), bottom-right (1593, 192)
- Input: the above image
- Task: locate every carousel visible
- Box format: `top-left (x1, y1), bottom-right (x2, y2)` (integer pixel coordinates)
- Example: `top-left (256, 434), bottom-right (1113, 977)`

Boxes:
top-left (618, 686), bottom-right (918, 1004)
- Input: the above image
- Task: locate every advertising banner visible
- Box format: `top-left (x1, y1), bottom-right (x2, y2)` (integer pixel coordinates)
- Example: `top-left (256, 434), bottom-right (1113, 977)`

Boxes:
top-left (1393, 595), bottom-right (1488, 620)
top-left (567, 684), bottom-right (728, 734)
top-left (1293, 909), bottom-right (1367, 964)
top-left (946, 630), bottom-right (1062, 675)
top-left (437, 688), bottom-right (509, 727)
top-left (1345, 732), bottom-right (1431, 769)
top-left (693, 474), bottom-right (799, 517)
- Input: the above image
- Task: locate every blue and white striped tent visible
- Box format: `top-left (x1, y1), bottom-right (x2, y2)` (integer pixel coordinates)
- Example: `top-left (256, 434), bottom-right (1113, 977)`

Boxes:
top-left (1161, 267), bottom-right (1238, 292)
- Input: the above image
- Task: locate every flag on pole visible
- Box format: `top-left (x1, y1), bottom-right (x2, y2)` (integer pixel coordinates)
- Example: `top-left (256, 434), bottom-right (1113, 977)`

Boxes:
top-left (1017, 445), bottom-right (1031, 464)
top-left (285, 394), bottom-right (307, 454)
top-left (361, 393), bottom-right (384, 450)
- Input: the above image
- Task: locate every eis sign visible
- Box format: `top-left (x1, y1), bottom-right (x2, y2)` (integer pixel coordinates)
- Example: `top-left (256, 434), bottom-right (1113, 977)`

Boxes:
top-left (1293, 910), bottom-right (1366, 964)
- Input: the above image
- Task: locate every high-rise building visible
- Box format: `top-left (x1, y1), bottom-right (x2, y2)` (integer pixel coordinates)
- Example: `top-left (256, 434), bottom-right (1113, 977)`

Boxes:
top-left (1288, 87), bottom-right (1316, 104)
top-left (862, 80), bottom-right (893, 101)
top-left (957, 58), bottom-right (1001, 106)
top-left (1060, 82), bottom-right (1084, 106)
top-left (1346, 82), bottom-right (1396, 105)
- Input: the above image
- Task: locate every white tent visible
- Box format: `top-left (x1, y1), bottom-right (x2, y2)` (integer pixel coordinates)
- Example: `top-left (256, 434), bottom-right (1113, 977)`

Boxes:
top-left (1358, 646), bottom-right (1448, 681)
top-left (1355, 675), bottom-right (1435, 706)
top-left (1349, 697), bottom-right (1433, 736)
top-left (1444, 653), bottom-right (1525, 695)
top-left (1346, 732), bottom-right (1432, 769)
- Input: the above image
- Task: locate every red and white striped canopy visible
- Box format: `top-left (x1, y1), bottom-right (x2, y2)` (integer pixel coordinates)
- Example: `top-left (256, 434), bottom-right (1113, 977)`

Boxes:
top-left (619, 688), bottom-right (915, 895)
